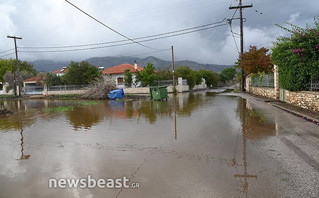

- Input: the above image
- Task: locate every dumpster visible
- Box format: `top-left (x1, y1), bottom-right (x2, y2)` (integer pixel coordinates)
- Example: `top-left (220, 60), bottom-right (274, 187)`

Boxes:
top-left (108, 89), bottom-right (124, 100)
top-left (149, 86), bottom-right (168, 100)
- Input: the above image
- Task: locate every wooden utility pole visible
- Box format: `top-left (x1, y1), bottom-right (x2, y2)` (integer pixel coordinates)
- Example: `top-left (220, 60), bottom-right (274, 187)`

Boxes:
top-left (7, 35), bottom-right (23, 96)
top-left (234, 99), bottom-right (257, 194)
top-left (229, 1), bottom-right (252, 92)
top-left (171, 46), bottom-right (176, 93)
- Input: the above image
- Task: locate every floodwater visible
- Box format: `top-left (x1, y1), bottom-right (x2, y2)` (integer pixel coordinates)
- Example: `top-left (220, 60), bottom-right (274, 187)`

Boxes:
top-left (0, 92), bottom-right (318, 198)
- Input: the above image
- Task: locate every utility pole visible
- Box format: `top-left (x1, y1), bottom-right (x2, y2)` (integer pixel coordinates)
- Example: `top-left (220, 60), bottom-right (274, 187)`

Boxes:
top-left (7, 35), bottom-right (23, 96)
top-left (229, 1), bottom-right (252, 92)
top-left (171, 46), bottom-right (176, 93)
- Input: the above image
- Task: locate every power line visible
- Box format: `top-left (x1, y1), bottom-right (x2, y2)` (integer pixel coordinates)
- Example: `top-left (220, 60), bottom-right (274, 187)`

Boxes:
top-left (0, 52), bottom-right (15, 58)
top-left (128, 49), bottom-right (171, 57)
top-left (65, 0), bottom-right (157, 50)
top-left (20, 20), bottom-right (227, 49)
top-left (0, 48), bottom-right (14, 54)
top-left (19, 23), bottom-right (228, 53)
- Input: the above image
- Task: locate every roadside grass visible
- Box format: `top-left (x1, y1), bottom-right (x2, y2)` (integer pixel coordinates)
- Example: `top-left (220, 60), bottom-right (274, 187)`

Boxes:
top-left (0, 95), bottom-right (19, 99)
top-left (50, 94), bottom-right (81, 100)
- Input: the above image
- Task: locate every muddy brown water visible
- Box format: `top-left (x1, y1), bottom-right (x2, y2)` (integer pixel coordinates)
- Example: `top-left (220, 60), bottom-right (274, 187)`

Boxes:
top-left (0, 92), bottom-right (286, 198)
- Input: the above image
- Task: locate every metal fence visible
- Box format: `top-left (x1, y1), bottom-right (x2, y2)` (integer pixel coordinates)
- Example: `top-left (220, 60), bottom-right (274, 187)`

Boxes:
top-left (310, 77), bottom-right (319, 91)
top-left (48, 85), bottom-right (87, 91)
top-left (251, 73), bottom-right (274, 88)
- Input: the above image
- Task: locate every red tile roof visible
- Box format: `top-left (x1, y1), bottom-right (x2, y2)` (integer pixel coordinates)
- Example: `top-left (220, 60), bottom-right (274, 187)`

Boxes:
top-left (102, 64), bottom-right (143, 75)
top-left (52, 67), bottom-right (68, 74)
top-left (23, 76), bottom-right (38, 83)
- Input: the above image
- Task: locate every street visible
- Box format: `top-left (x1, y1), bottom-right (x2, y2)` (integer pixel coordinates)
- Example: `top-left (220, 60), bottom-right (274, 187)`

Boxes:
top-left (0, 92), bottom-right (318, 197)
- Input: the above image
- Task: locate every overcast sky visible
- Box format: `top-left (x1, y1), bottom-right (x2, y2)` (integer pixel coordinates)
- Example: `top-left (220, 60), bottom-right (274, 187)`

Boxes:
top-left (0, 0), bottom-right (318, 65)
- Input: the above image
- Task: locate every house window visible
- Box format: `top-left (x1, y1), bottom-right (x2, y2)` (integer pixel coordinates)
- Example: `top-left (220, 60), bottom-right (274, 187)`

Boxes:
top-left (117, 77), bottom-right (124, 85)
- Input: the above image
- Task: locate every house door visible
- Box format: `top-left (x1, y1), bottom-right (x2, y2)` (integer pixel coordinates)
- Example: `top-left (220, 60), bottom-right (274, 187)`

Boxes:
top-left (279, 88), bottom-right (286, 102)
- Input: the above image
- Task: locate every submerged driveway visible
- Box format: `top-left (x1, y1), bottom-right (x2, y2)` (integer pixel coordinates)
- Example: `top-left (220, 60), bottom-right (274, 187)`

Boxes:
top-left (0, 92), bottom-right (318, 198)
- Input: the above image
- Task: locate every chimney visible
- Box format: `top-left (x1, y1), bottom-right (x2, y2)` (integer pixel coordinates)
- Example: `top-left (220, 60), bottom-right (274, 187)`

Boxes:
top-left (134, 61), bottom-right (137, 70)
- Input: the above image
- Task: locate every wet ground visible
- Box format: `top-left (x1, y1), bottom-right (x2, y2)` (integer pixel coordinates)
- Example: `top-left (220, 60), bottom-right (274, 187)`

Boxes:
top-left (0, 92), bottom-right (318, 198)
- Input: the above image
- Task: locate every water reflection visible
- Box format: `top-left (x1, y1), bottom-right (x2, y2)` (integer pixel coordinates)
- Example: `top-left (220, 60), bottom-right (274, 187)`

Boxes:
top-left (18, 126), bottom-right (30, 160)
top-left (233, 98), bottom-right (258, 196)
top-left (236, 98), bottom-right (276, 140)
top-left (232, 98), bottom-right (276, 195)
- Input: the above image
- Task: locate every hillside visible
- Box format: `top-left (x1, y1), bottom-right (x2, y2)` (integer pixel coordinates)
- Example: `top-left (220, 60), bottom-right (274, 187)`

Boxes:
top-left (32, 56), bottom-right (233, 73)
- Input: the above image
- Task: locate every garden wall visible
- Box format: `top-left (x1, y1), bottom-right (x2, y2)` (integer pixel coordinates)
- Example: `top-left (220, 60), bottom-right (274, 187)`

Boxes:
top-left (286, 91), bottom-right (319, 112)
top-left (249, 87), bottom-right (276, 99)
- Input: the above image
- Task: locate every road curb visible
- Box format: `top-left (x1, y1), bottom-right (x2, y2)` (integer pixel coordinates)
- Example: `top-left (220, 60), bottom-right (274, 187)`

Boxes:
top-left (272, 103), bottom-right (319, 126)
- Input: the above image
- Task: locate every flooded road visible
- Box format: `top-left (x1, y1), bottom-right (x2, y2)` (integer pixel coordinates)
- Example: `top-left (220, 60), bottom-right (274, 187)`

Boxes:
top-left (0, 92), bottom-right (318, 198)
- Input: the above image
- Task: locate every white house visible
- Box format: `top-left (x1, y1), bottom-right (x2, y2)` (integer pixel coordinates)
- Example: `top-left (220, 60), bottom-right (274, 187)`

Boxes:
top-left (102, 63), bottom-right (143, 88)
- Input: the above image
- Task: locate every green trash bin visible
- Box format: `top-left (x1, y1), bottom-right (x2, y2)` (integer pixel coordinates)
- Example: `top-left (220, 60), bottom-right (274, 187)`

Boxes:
top-left (149, 86), bottom-right (168, 100)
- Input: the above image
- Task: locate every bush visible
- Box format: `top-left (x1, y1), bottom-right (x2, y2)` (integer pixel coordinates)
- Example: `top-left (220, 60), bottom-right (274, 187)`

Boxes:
top-left (175, 66), bottom-right (202, 90)
top-left (81, 80), bottom-right (115, 100)
top-left (272, 17), bottom-right (319, 91)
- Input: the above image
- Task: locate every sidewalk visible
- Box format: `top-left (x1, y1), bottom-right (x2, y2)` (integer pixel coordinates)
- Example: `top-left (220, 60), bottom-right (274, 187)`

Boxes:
top-left (247, 93), bottom-right (319, 125)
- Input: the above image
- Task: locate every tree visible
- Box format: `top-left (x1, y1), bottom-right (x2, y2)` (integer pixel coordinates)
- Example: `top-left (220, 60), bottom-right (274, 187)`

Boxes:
top-left (155, 67), bottom-right (173, 81)
top-left (135, 63), bottom-right (157, 87)
top-left (4, 70), bottom-right (34, 92)
top-left (124, 69), bottom-right (133, 87)
top-left (37, 73), bottom-right (64, 86)
top-left (62, 61), bottom-right (101, 85)
top-left (175, 66), bottom-right (202, 90)
top-left (240, 46), bottom-right (273, 75)
top-left (198, 69), bottom-right (220, 88)
top-left (0, 59), bottom-right (36, 82)
top-left (220, 67), bottom-right (237, 82)
top-left (272, 17), bottom-right (319, 91)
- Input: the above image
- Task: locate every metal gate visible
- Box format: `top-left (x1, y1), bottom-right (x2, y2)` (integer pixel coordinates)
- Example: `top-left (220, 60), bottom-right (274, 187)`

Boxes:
top-left (279, 88), bottom-right (286, 102)
top-left (25, 86), bottom-right (43, 95)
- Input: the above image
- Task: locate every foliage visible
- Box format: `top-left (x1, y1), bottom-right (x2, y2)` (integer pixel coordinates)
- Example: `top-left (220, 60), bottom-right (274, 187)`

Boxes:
top-left (81, 79), bottom-right (116, 100)
top-left (37, 73), bottom-right (64, 86)
top-left (124, 69), bottom-right (133, 87)
top-left (272, 17), bottom-right (319, 91)
top-left (4, 70), bottom-right (35, 92)
top-left (175, 66), bottom-right (202, 89)
top-left (220, 67), bottom-right (237, 82)
top-left (135, 63), bottom-right (157, 87)
top-left (0, 59), bottom-right (36, 82)
top-left (155, 67), bottom-right (173, 80)
top-left (240, 46), bottom-right (273, 74)
top-left (198, 69), bottom-right (220, 88)
top-left (63, 61), bottom-right (101, 85)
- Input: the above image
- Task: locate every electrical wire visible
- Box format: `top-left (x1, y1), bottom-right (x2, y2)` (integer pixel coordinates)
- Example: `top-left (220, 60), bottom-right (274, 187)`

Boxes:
top-left (19, 23), bottom-right (228, 53)
top-left (228, 2), bottom-right (240, 54)
top-left (65, 0), bottom-right (158, 50)
top-left (20, 20), bottom-right (227, 49)
top-left (128, 49), bottom-right (171, 57)
top-left (0, 48), bottom-right (14, 54)
top-left (0, 52), bottom-right (15, 58)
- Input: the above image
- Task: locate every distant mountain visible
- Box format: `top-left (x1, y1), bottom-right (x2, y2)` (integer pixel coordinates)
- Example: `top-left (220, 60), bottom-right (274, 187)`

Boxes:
top-left (32, 56), bottom-right (233, 73)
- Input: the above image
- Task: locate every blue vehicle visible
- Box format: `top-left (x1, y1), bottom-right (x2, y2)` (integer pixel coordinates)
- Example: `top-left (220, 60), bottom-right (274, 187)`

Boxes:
top-left (108, 89), bottom-right (125, 100)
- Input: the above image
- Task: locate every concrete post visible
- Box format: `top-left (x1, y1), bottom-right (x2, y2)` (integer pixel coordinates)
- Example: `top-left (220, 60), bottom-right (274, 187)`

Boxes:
top-left (274, 65), bottom-right (279, 99)
top-left (178, 77), bottom-right (183, 93)
top-left (245, 76), bottom-right (250, 92)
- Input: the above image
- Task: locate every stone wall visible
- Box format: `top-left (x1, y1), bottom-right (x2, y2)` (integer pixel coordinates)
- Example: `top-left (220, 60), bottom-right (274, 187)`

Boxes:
top-left (286, 91), bottom-right (319, 112)
top-left (250, 87), bottom-right (276, 99)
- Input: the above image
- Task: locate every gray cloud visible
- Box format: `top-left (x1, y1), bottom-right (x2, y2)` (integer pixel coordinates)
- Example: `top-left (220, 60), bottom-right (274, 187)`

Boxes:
top-left (0, 0), bottom-right (318, 65)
